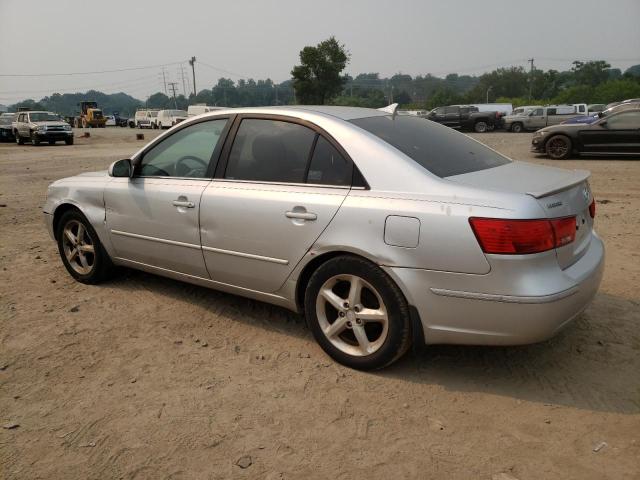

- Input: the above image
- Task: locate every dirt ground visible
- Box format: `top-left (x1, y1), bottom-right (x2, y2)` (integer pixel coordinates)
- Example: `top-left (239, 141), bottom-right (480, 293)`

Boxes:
top-left (1, 127), bottom-right (639, 480)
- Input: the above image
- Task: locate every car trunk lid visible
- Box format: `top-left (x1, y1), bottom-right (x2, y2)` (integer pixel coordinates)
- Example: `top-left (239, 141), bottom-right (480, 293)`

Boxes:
top-left (448, 161), bottom-right (594, 269)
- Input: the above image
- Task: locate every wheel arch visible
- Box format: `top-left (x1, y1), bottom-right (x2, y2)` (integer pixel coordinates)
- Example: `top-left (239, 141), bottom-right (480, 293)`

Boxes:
top-left (52, 203), bottom-right (84, 240)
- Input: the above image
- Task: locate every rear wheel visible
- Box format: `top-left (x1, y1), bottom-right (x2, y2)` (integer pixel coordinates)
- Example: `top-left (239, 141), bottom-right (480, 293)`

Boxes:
top-left (511, 122), bottom-right (523, 133)
top-left (56, 210), bottom-right (113, 284)
top-left (545, 135), bottom-right (572, 159)
top-left (474, 121), bottom-right (488, 133)
top-left (304, 255), bottom-right (412, 370)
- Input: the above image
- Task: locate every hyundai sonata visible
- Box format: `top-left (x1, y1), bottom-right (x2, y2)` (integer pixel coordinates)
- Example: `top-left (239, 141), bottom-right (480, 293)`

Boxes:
top-left (44, 105), bottom-right (604, 370)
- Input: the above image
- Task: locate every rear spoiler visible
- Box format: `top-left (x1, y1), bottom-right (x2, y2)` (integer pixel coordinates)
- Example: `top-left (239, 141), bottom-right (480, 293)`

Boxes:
top-left (526, 169), bottom-right (590, 198)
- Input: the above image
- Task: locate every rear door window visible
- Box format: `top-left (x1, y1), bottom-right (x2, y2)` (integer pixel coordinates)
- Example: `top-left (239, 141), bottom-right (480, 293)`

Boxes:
top-left (306, 136), bottom-right (352, 186)
top-left (350, 115), bottom-right (510, 177)
top-left (225, 119), bottom-right (316, 183)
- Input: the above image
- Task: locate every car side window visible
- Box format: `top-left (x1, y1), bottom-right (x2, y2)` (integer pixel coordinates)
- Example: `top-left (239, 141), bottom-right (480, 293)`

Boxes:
top-left (444, 107), bottom-right (458, 114)
top-left (307, 136), bottom-right (352, 186)
top-left (606, 111), bottom-right (640, 129)
top-left (532, 108), bottom-right (543, 116)
top-left (139, 119), bottom-right (228, 178)
top-left (225, 119), bottom-right (316, 183)
top-left (547, 108), bottom-right (557, 115)
top-left (433, 107), bottom-right (445, 115)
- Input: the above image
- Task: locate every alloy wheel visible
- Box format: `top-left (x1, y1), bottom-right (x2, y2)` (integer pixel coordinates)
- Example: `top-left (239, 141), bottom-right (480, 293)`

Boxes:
top-left (547, 137), bottom-right (569, 159)
top-left (315, 274), bottom-right (389, 356)
top-left (61, 220), bottom-right (95, 275)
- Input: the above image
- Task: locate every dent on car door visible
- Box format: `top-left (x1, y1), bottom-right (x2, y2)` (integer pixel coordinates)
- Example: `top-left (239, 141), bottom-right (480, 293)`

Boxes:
top-left (104, 118), bottom-right (230, 276)
top-left (200, 117), bottom-right (353, 293)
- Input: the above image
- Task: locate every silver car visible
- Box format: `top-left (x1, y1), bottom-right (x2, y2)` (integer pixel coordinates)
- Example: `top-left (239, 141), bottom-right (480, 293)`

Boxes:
top-left (44, 106), bottom-right (604, 370)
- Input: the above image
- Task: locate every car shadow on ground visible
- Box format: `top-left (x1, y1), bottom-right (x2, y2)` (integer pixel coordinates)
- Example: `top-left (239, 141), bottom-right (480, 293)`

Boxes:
top-left (110, 270), bottom-right (639, 415)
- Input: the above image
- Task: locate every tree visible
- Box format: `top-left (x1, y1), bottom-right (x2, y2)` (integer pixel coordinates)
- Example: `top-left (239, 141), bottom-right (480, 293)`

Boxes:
top-left (571, 60), bottom-right (610, 87)
top-left (291, 37), bottom-right (350, 104)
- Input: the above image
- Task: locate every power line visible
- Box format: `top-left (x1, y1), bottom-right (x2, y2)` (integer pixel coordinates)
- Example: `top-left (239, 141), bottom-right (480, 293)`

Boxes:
top-left (0, 61), bottom-right (185, 77)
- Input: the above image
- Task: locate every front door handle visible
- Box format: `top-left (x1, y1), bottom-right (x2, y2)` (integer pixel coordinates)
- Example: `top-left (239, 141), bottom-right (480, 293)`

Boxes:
top-left (173, 199), bottom-right (195, 208)
top-left (285, 211), bottom-right (317, 221)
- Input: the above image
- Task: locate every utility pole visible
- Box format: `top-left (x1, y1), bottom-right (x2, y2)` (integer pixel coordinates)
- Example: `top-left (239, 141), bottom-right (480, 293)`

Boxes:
top-left (528, 58), bottom-right (535, 100)
top-left (179, 64), bottom-right (188, 99)
top-left (168, 82), bottom-right (178, 109)
top-left (161, 67), bottom-right (167, 95)
top-left (274, 84), bottom-right (278, 105)
top-left (188, 56), bottom-right (197, 98)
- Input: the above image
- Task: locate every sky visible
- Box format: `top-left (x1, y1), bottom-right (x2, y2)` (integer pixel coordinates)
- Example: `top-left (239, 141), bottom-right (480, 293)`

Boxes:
top-left (1, 0), bottom-right (639, 104)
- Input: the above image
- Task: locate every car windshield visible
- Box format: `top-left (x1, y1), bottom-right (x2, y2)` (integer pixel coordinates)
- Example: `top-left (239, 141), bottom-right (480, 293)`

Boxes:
top-left (29, 112), bottom-right (62, 122)
top-left (350, 115), bottom-right (510, 178)
top-left (168, 110), bottom-right (187, 116)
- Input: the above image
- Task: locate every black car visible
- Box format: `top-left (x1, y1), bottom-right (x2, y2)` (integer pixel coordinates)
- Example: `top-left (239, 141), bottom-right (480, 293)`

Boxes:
top-left (532, 108), bottom-right (640, 159)
top-left (0, 115), bottom-right (15, 142)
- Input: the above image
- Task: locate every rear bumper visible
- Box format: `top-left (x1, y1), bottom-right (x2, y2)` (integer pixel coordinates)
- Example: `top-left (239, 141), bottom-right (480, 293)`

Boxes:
top-left (385, 233), bottom-right (605, 346)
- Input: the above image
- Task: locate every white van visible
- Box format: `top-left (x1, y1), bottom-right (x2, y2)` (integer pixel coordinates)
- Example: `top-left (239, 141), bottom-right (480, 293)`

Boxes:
top-left (156, 110), bottom-right (187, 129)
top-left (187, 105), bottom-right (226, 117)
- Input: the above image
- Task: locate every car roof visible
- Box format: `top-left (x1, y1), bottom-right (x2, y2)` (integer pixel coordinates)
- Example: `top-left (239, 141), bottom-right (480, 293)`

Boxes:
top-left (196, 105), bottom-right (388, 121)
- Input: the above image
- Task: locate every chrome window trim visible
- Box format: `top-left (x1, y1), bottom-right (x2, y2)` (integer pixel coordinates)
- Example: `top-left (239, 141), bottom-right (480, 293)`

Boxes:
top-left (210, 178), bottom-right (351, 190)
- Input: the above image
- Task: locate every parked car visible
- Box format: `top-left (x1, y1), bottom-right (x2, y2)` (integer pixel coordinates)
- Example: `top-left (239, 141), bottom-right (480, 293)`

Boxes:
top-left (503, 106), bottom-right (543, 132)
top-left (0, 115), bottom-right (15, 142)
top-left (562, 101), bottom-right (640, 125)
top-left (503, 105), bottom-right (585, 132)
top-left (532, 107), bottom-right (640, 159)
top-left (14, 111), bottom-right (74, 145)
top-left (156, 109), bottom-right (188, 129)
top-left (587, 104), bottom-right (606, 115)
top-left (187, 104), bottom-right (226, 117)
top-left (43, 105), bottom-right (604, 370)
top-left (134, 109), bottom-right (159, 129)
top-left (426, 105), bottom-right (502, 132)
top-left (105, 115), bottom-right (117, 127)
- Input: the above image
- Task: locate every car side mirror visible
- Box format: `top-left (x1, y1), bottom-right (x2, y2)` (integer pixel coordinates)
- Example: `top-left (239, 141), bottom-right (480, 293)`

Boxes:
top-left (109, 158), bottom-right (133, 178)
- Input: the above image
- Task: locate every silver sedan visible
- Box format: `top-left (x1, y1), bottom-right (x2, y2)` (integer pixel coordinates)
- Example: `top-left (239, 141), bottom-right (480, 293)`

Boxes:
top-left (44, 106), bottom-right (605, 370)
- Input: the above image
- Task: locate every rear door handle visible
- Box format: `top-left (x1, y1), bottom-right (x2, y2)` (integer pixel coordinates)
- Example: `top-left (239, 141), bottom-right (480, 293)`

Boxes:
top-left (173, 200), bottom-right (195, 208)
top-left (285, 211), bottom-right (317, 221)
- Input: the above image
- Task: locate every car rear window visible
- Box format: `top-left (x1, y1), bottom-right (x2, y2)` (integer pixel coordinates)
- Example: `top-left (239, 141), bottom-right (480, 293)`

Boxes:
top-left (349, 115), bottom-right (510, 177)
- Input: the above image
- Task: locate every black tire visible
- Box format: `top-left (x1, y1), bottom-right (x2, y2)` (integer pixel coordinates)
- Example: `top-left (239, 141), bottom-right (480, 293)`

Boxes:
top-left (48, 140), bottom-right (56, 145)
top-left (474, 121), bottom-right (488, 133)
top-left (65, 137), bottom-right (74, 145)
top-left (545, 134), bottom-right (572, 160)
top-left (304, 255), bottom-right (412, 370)
top-left (56, 209), bottom-right (114, 284)
top-left (31, 134), bottom-right (40, 146)
top-left (15, 131), bottom-right (24, 145)
top-left (510, 122), bottom-right (523, 133)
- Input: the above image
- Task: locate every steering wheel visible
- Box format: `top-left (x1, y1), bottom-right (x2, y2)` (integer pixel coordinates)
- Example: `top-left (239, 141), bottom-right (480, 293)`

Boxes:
top-left (175, 155), bottom-right (208, 177)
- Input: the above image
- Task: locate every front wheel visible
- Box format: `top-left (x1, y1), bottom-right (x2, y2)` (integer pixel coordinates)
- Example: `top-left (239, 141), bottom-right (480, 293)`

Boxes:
top-left (15, 132), bottom-right (24, 145)
top-left (545, 135), bottom-right (572, 159)
top-left (474, 121), bottom-right (488, 133)
top-left (56, 210), bottom-right (113, 284)
top-left (65, 137), bottom-right (74, 145)
top-left (304, 255), bottom-right (412, 370)
top-left (31, 134), bottom-right (40, 146)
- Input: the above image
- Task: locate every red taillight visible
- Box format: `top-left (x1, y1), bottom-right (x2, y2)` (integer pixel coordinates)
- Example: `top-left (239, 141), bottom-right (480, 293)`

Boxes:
top-left (469, 217), bottom-right (576, 254)
top-left (589, 198), bottom-right (596, 218)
